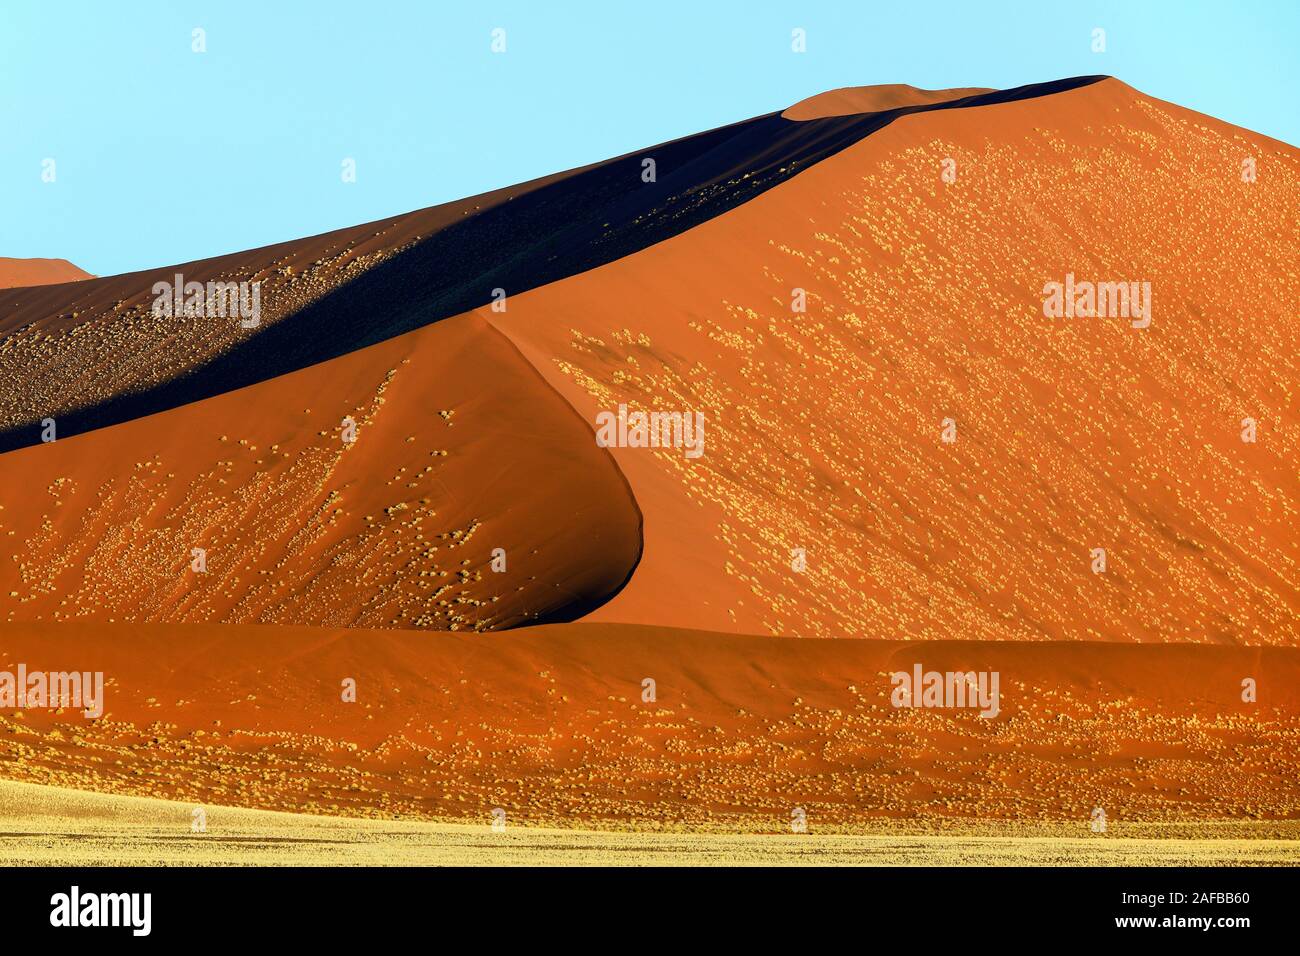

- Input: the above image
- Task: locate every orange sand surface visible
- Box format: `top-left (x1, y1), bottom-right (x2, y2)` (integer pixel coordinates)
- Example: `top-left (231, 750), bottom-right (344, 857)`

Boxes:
top-left (492, 77), bottom-right (1300, 644)
top-left (2, 621), bottom-right (1297, 830)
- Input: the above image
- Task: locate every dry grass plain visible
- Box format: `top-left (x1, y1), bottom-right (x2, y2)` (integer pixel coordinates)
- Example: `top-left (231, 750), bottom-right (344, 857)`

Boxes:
top-left (2, 779), bottom-right (1295, 866)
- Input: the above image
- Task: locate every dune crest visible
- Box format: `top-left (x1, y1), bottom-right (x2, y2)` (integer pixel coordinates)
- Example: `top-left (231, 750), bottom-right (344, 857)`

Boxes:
top-left (0, 314), bottom-right (641, 631)
top-left (0, 79), bottom-right (1101, 451)
top-left (782, 84), bottom-right (994, 120)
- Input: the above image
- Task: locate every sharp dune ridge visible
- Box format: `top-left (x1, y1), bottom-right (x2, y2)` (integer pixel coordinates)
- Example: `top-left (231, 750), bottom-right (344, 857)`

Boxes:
top-left (0, 76), bottom-right (1105, 452)
top-left (0, 313), bottom-right (641, 630)
top-left (493, 75), bottom-right (1300, 645)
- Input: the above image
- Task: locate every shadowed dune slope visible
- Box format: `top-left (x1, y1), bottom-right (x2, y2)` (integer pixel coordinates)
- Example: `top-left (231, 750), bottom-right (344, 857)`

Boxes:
top-left (0, 312), bottom-right (640, 630)
top-left (0, 78), bottom-right (1104, 451)
top-left (490, 77), bottom-right (1300, 645)
top-left (2, 621), bottom-right (1297, 828)
top-left (0, 258), bottom-right (93, 290)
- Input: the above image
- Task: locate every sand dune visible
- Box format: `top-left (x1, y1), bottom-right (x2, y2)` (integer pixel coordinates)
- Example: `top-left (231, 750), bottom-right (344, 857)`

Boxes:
top-left (2, 621), bottom-right (1297, 829)
top-left (0, 257), bottom-right (92, 290)
top-left (2, 76), bottom-right (1289, 650)
top-left (2, 76), bottom-right (1297, 845)
top-left (1, 77), bottom-right (1295, 646)
top-left (0, 79), bottom-right (1101, 451)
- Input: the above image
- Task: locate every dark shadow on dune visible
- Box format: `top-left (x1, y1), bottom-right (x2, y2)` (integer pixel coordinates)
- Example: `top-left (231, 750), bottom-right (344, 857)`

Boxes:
top-left (0, 76), bottom-right (1106, 452)
top-left (480, 317), bottom-right (647, 630)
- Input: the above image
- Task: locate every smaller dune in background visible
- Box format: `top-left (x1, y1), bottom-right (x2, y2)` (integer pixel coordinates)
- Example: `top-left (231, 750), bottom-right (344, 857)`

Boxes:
top-left (0, 257), bottom-right (93, 290)
top-left (781, 84), bottom-right (994, 120)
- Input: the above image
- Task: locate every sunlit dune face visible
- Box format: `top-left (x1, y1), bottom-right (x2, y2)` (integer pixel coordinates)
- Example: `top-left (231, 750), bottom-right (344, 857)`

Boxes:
top-left (497, 79), bottom-right (1300, 645)
top-left (3, 622), bottom-right (1298, 828)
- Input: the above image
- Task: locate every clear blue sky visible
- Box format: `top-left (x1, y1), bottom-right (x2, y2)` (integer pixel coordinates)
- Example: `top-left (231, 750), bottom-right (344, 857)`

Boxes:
top-left (2, 0), bottom-right (1296, 277)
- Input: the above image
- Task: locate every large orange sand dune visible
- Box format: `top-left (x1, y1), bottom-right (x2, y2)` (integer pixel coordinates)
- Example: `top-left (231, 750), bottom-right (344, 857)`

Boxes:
top-left (2, 78), bottom-right (1298, 837)
top-left (492, 77), bottom-right (1300, 644)
top-left (2, 78), bottom-right (1294, 645)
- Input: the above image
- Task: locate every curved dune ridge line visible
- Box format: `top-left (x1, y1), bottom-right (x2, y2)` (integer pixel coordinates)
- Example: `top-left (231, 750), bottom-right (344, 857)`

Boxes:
top-left (490, 76), bottom-right (1300, 645)
top-left (1, 621), bottom-right (1298, 831)
top-left (0, 313), bottom-right (641, 630)
top-left (0, 77), bottom-right (1104, 451)
top-left (782, 84), bottom-right (995, 120)
top-left (0, 257), bottom-right (93, 290)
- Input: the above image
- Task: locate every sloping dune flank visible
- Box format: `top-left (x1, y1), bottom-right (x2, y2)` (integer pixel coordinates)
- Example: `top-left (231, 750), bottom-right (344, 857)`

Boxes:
top-left (0, 78), bottom-right (1103, 452)
top-left (0, 314), bottom-right (641, 630)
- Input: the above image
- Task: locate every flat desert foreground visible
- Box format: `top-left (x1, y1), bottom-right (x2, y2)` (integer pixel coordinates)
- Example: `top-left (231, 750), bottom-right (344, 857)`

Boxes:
top-left (1, 779), bottom-right (1295, 866)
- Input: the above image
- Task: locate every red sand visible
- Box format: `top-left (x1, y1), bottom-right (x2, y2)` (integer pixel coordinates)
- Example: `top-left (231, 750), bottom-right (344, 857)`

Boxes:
top-left (1, 78), bottom-right (1297, 830)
